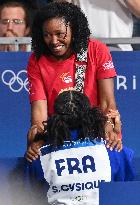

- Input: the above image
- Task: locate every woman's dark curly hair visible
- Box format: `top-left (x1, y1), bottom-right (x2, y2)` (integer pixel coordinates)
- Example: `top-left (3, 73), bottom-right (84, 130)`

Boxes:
top-left (36, 91), bottom-right (107, 148)
top-left (32, 1), bottom-right (91, 59)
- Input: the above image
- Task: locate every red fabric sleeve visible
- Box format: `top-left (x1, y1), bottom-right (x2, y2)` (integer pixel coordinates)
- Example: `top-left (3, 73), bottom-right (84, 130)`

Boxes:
top-left (93, 40), bottom-right (117, 79)
top-left (27, 53), bottom-right (47, 102)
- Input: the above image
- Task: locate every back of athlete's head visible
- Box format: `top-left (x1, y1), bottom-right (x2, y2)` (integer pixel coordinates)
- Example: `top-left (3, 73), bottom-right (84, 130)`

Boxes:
top-left (37, 90), bottom-right (107, 147)
top-left (54, 90), bottom-right (91, 129)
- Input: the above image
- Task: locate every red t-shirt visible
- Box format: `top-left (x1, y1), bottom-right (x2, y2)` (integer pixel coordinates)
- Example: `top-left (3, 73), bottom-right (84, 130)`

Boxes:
top-left (27, 39), bottom-right (116, 116)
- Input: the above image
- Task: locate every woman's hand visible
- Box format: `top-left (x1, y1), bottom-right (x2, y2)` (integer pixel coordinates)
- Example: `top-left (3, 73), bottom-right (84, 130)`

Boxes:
top-left (26, 140), bottom-right (45, 162)
top-left (26, 124), bottom-right (45, 162)
top-left (105, 109), bottom-right (122, 152)
top-left (105, 130), bottom-right (122, 152)
top-left (107, 109), bottom-right (122, 134)
top-left (27, 124), bottom-right (44, 146)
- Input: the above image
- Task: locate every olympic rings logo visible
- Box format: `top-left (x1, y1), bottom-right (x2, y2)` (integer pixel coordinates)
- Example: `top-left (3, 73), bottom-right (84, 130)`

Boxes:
top-left (1, 69), bottom-right (29, 92)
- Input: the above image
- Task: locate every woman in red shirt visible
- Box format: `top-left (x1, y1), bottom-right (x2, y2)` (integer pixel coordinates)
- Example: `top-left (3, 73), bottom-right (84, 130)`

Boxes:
top-left (26, 1), bottom-right (122, 161)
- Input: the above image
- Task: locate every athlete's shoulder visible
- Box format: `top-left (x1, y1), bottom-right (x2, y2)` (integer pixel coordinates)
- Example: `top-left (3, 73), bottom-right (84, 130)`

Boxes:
top-left (108, 146), bottom-right (134, 164)
top-left (108, 147), bottom-right (135, 181)
top-left (29, 158), bottom-right (44, 178)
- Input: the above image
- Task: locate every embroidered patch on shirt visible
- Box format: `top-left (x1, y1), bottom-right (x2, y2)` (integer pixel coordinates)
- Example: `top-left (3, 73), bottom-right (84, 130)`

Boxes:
top-left (60, 72), bottom-right (72, 84)
top-left (102, 61), bottom-right (114, 70)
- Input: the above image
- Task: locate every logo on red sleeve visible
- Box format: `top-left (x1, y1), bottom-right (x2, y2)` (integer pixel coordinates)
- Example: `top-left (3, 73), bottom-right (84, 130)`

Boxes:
top-left (102, 61), bottom-right (114, 70)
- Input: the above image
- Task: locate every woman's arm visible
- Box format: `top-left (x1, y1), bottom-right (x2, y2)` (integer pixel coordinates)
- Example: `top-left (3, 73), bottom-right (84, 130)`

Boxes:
top-left (98, 78), bottom-right (122, 151)
top-left (26, 100), bottom-right (48, 162)
top-left (31, 100), bottom-right (48, 126)
top-left (28, 100), bottom-right (48, 144)
top-left (98, 78), bottom-right (117, 113)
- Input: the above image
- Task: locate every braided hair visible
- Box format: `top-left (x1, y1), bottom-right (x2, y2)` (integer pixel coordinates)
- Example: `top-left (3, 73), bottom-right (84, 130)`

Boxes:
top-left (38, 91), bottom-right (107, 148)
top-left (31, 1), bottom-right (90, 59)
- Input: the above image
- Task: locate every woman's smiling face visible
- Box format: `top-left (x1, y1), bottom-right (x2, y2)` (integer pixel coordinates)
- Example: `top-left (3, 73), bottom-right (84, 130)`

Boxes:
top-left (43, 17), bottom-right (72, 60)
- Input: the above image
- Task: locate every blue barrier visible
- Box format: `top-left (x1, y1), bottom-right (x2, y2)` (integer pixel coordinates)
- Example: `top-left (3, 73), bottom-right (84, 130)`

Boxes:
top-left (112, 51), bottom-right (140, 157)
top-left (100, 181), bottom-right (140, 205)
top-left (0, 51), bottom-right (140, 157)
top-left (0, 52), bottom-right (30, 157)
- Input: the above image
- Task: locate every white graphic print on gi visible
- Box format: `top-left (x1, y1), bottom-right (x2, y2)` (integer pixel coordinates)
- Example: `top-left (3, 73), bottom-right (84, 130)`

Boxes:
top-left (40, 140), bottom-right (111, 205)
